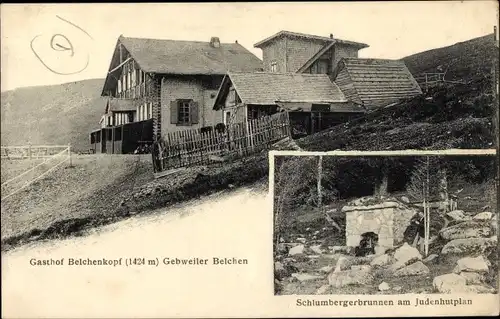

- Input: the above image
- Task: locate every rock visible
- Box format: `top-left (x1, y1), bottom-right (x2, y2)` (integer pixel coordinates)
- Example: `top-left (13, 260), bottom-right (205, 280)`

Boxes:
top-left (351, 265), bottom-right (371, 272)
top-left (291, 273), bottom-right (322, 282)
top-left (332, 246), bottom-right (349, 254)
top-left (422, 254), bottom-right (439, 263)
top-left (307, 255), bottom-right (320, 259)
top-left (335, 256), bottom-right (350, 272)
top-left (296, 237), bottom-right (307, 244)
top-left (374, 245), bottom-right (387, 256)
top-left (393, 286), bottom-right (402, 292)
top-left (473, 212), bottom-right (493, 221)
top-left (328, 268), bottom-right (374, 288)
top-left (459, 272), bottom-right (485, 285)
top-left (393, 261), bottom-right (430, 277)
top-left (315, 284), bottom-right (330, 295)
top-left (335, 255), bottom-right (375, 272)
top-left (491, 217), bottom-right (498, 235)
top-left (319, 265), bottom-right (334, 274)
top-left (400, 196), bottom-right (410, 203)
top-left (378, 282), bottom-right (390, 291)
top-left (393, 243), bottom-right (422, 266)
top-left (274, 262), bottom-right (288, 280)
top-left (282, 257), bottom-right (296, 264)
top-left (310, 245), bottom-right (323, 254)
top-left (453, 256), bottom-right (490, 274)
top-left (289, 244), bottom-right (305, 256)
top-left (446, 210), bottom-right (468, 221)
top-left (274, 279), bottom-right (282, 294)
top-left (277, 243), bottom-right (288, 255)
top-left (441, 237), bottom-right (496, 256)
top-left (370, 254), bottom-right (392, 267)
top-left (433, 274), bottom-right (467, 293)
top-left (439, 221), bottom-right (492, 240)
top-left (464, 284), bottom-right (496, 294)
top-left (305, 227), bottom-right (311, 231)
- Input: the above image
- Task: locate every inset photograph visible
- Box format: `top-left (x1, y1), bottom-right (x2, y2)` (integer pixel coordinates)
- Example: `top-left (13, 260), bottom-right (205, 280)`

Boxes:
top-left (272, 152), bottom-right (497, 295)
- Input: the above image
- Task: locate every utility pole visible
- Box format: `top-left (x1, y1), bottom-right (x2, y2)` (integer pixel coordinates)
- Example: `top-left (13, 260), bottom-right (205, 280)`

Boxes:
top-left (317, 155), bottom-right (323, 208)
top-left (494, 25), bottom-right (499, 222)
top-left (424, 156), bottom-right (430, 257)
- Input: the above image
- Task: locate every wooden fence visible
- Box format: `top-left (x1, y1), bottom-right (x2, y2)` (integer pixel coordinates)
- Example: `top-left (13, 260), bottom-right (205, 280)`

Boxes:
top-left (415, 72), bottom-right (467, 91)
top-left (152, 112), bottom-right (291, 173)
top-left (1, 145), bottom-right (72, 201)
top-left (1, 144), bottom-right (70, 160)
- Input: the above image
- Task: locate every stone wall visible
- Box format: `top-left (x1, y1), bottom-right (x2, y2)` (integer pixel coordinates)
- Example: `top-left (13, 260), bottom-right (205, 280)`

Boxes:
top-left (343, 198), bottom-right (416, 250)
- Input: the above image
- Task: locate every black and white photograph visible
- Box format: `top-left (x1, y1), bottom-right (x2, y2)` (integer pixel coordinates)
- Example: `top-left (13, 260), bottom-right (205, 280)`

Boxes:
top-left (1, 2), bottom-right (499, 318)
top-left (272, 152), bottom-right (497, 296)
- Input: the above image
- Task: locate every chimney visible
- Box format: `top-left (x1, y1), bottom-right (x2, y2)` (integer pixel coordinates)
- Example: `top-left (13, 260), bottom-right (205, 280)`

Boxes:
top-left (210, 37), bottom-right (221, 48)
top-left (329, 33), bottom-right (334, 39)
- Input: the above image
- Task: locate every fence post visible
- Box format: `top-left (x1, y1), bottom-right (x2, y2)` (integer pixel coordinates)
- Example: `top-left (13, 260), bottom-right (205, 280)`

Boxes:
top-left (68, 143), bottom-right (72, 167)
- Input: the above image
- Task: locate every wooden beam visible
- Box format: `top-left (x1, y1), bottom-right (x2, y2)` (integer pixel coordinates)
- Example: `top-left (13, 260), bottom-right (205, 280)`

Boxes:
top-left (108, 57), bottom-right (132, 74)
top-left (119, 43), bottom-right (123, 63)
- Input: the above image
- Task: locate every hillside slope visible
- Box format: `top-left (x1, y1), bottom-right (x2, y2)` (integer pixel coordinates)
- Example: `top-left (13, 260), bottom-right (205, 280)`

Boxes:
top-left (298, 33), bottom-right (498, 151)
top-left (1, 79), bottom-right (105, 152)
top-left (403, 33), bottom-right (497, 82)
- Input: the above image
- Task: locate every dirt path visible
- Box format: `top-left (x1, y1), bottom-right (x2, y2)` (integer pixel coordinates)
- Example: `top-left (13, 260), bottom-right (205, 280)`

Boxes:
top-left (1, 151), bottom-right (270, 251)
top-left (2, 186), bottom-right (268, 318)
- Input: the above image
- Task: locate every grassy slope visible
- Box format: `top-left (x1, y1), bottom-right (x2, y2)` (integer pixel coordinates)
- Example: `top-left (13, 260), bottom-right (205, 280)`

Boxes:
top-left (403, 34), bottom-right (497, 81)
top-left (1, 79), bottom-right (105, 152)
top-left (1, 155), bottom-right (153, 240)
top-left (297, 33), bottom-right (498, 151)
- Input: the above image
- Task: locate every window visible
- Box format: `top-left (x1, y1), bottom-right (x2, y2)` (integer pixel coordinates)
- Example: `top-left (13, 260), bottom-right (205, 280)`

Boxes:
top-left (170, 99), bottom-right (199, 126)
top-left (114, 127), bottom-right (122, 141)
top-left (270, 61), bottom-right (278, 72)
top-left (132, 69), bottom-right (137, 87)
top-left (310, 59), bottom-right (329, 74)
top-left (223, 111), bottom-right (231, 125)
top-left (178, 100), bottom-right (190, 124)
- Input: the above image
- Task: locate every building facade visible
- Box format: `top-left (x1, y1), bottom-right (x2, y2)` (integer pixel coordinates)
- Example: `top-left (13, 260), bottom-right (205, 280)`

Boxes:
top-left (90, 35), bottom-right (262, 154)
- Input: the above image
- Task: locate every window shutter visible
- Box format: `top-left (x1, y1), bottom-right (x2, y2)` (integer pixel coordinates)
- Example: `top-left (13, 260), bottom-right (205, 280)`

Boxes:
top-left (170, 100), bottom-right (178, 124)
top-left (190, 101), bottom-right (199, 124)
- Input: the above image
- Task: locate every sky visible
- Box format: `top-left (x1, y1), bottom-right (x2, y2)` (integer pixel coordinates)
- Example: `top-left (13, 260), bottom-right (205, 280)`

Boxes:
top-left (1, 1), bottom-right (498, 92)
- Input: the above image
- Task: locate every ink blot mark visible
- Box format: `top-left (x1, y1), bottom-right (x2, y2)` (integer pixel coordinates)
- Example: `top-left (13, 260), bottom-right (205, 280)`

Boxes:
top-left (30, 15), bottom-right (93, 75)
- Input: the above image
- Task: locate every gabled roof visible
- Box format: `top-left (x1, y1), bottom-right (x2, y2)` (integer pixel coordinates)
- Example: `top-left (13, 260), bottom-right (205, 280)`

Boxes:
top-left (254, 30), bottom-right (369, 49)
top-left (213, 72), bottom-right (351, 109)
top-left (118, 36), bottom-right (263, 75)
top-left (105, 98), bottom-right (137, 113)
top-left (334, 58), bottom-right (423, 108)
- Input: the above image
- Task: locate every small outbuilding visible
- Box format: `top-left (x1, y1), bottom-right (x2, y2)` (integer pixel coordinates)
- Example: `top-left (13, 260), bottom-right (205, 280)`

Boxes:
top-left (332, 58), bottom-right (423, 109)
top-left (213, 71), bottom-right (366, 137)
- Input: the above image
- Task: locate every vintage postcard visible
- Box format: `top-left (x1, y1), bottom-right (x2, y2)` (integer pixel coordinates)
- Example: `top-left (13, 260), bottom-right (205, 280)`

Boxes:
top-left (1, 1), bottom-right (499, 318)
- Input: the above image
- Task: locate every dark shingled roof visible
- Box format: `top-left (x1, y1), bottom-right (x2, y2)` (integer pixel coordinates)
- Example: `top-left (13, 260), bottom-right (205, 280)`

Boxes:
top-left (106, 98), bottom-right (137, 113)
top-left (214, 72), bottom-right (353, 109)
top-left (119, 36), bottom-right (263, 75)
top-left (334, 58), bottom-right (423, 108)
